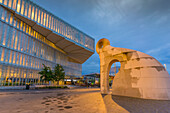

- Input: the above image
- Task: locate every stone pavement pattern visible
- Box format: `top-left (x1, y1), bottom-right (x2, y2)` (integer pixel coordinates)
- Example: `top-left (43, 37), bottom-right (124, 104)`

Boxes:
top-left (0, 88), bottom-right (170, 113)
top-left (0, 88), bottom-right (107, 113)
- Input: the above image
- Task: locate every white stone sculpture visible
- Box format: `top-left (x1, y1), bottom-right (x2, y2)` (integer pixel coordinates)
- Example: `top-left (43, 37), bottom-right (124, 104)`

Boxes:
top-left (96, 38), bottom-right (170, 100)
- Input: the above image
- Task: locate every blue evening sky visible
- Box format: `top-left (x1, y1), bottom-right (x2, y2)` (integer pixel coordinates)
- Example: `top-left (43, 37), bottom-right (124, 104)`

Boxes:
top-left (33, 0), bottom-right (170, 75)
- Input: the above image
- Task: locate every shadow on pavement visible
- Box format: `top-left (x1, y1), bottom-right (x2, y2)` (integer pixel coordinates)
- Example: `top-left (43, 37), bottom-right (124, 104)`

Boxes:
top-left (112, 95), bottom-right (170, 113)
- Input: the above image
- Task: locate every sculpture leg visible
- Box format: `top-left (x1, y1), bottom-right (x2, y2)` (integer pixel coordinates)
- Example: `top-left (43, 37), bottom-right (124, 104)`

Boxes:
top-left (100, 64), bottom-right (110, 94)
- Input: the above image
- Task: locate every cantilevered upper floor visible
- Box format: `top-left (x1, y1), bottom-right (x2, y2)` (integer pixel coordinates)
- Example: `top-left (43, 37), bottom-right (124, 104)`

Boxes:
top-left (0, 0), bottom-right (95, 63)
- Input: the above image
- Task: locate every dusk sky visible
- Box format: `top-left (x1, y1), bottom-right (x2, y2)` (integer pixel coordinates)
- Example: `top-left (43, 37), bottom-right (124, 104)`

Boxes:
top-left (33, 0), bottom-right (170, 75)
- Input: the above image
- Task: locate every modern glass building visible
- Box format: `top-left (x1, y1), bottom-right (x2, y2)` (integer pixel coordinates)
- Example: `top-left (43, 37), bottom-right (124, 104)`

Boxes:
top-left (0, 0), bottom-right (94, 86)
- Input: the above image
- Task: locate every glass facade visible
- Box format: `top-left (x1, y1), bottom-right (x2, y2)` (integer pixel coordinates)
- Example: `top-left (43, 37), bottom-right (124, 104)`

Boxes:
top-left (0, 0), bottom-right (94, 86)
top-left (0, 0), bottom-right (94, 51)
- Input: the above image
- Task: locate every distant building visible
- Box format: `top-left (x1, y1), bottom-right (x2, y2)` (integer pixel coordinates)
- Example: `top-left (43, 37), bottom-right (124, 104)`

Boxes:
top-left (83, 73), bottom-right (100, 84)
top-left (109, 66), bottom-right (120, 76)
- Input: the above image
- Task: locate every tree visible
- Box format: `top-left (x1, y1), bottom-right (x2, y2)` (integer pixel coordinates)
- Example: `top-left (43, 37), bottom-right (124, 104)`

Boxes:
top-left (38, 64), bottom-right (53, 84)
top-left (53, 64), bottom-right (65, 85)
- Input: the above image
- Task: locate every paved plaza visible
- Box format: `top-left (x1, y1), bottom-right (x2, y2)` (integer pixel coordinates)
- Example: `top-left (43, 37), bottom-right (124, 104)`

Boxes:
top-left (0, 88), bottom-right (170, 113)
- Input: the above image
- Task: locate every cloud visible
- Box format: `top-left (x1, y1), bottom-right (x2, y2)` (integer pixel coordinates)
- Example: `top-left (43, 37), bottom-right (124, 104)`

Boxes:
top-left (146, 43), bottom-right (170, 54)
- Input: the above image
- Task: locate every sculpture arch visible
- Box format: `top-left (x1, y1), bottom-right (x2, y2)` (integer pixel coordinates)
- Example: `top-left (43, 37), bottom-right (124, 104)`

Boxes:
top-left (97, 38), bottom-right (170, 100)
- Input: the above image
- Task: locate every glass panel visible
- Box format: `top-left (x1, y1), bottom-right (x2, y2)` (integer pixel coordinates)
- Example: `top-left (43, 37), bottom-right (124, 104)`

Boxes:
top-left (20, 0), bottom-right (24, 15)
top-left (20, 21), bottom-right (23, 30)
top-left (34, 8), bottom-right (37, 21)
top-left (13, 17), bottom-right (17, 27)
top-left (13, 51), bottom-right (16, 64)
top-left (10, 13), bottom-right (13, 25)
top-left (51, 17), bottom-right (53, 29)
top-left (14, 30), bottom-right (18, 49)
top-left (21, 34), bottom-right (25, 51)
top-left (1, 7), bottom-right (5, 20)
top-left (9, 50), bottom-right (12, 63)
top-left (16, 52), bottom-right (19, 65)
top-left (11, 29), bottom-right (16, 48)
top-left (23, 23), bottom-right (26, 32)
top-left (28, 4), bottom-right (31, 18)
top-left (1, 48), bottom-right (5, 62)
top-left (24, 35), bottom-right (27, 52)
top-left (24, 3), bottom-right (28, 16)
top-left (8, 0), bottom-right (12, 8)
top-left (17, 32), bottom-right (21, 50)
top-left (43, 13), bottom-right (46, 26)
top-left (41, 11), bottom-right (43, 25)
top-left (17, 0), bottom-right (21, 13)
top-left (12, 0), bottom-right (17, 10)
top-left (20, 54), bottom-right (22, 65)
top-left (46, 14), bottom-right (48, 27)
top-left (2, 24), bottom-right (8, 45)
top-left (17, 19), bottom-right (20, 29)
top-left (0, 22), bottom-right (3, 43)
top-left (23, 54), bottom-right (25, 66)
top-left (38, 9), bottom-right (40, 23)
top-left (31, 6), bottom-right (34, 20)
top-left (4, 0), bottom-right (7, 5)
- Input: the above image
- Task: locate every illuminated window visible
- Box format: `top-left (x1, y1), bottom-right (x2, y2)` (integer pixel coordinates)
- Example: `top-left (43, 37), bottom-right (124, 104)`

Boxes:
top-left (24, 36), bottom-right (27, 52)
top-left (23, 55), bottom-right (25, 66)
top-left (13, 17), bottom-right (17, 27)
top-left (43, 13), bottom-right (46, 26)
top-left (38, 10), bottom-right (40, 23)
top-left (10, 13), bottom-right (13, 25)
top-left (46, 14), bottom-right (48, 27)
top-left (1, 8), bottom-right (5, 20)
top-left (4, 0), bottom-right (7, 5)
top-left (14, 31), bottom-right (18, 49)
top-left (11, 29), bottom-right (16, 48)
top-left (16, 53), bottom-right (19, 65)
top-left (20, 21), bottom-right (23, 30)
top-left (27, 37), bottom-right (30, 53)
top-left (12, 0), bottom-right (17, 10)
top-left (9, 50), bottom-right (12, 63)
top-left (34, 8), bottom-right (37, 21)
top-left (25, 55), bottom-right (28, 66)
top-left (29, 26), bottom-right (31, 35)
top-left (26, 25), bottom-right (28, 33)
top-left (51, 17), bottom-right (53, 29)
top-left (17, 19), bottom-right (20, 29)
top-left (23, 23), bottom-right (26, 32)
top-left (20, 54), bottom-right (22, 65)
top-left (2, 24), bottom-right (8, 45)
top-left (55, 21), bottom-right (58, 32)
top-left (53, 19), bottom-right (56, 31)
top-left (20, 0), bottom-right (24, 15)
top-left (13, 51), bottom-right (16, 64)
top-left (49, 16), bottom-right (51, 28)
top-left (0, 0), bottom-right (2, 3)
top-left (24, 3), bottom-right (28, 16)
top-left (21, 34), bottom-right (25, 51)
top-left (1, 48), bottom-right (5, 62)
top-left (0, 22), bottom-right (3, 43)
top-left (17, 0), bottom-right (21, 13)
top-left (28, 4), bottom-right (31, 18)
top-left (41, 11), bottom-right (43, 25)
top-left (17, 32), bottom-right (21, 50)
top-left (31, 29), bottom-right (33, 36)
top-left (5, 49), bottom-right (9, 63)
top-left (8, 0), bottom-right (12, 8)
top-left (31, 6), bottom-right (34, 20)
